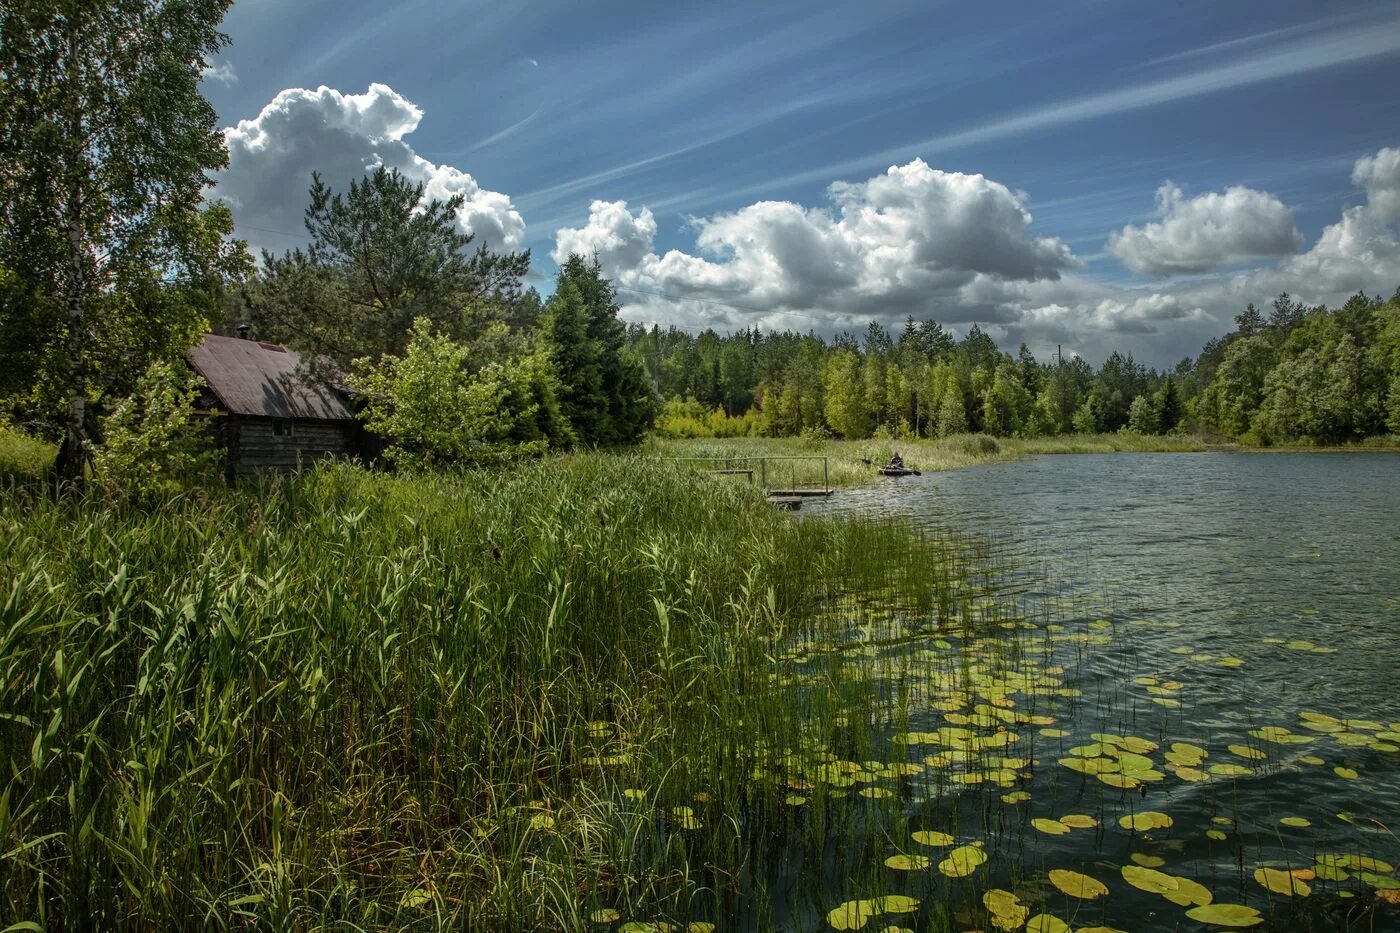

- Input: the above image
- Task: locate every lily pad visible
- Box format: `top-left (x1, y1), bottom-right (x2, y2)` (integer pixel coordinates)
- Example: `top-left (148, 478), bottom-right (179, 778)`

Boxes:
top-left (1119, 811), bottom-right (1173, 832)
top-left (983, 889), bottom-right (1029, 931)
top-left (1279, 816), bottom-right (1310, 828)
top-left (938, 844), bottom-right (988, 878)
top-left (912, 830), bottom-right (955, 847)
top-left (826, 895), bottom-right (920, 931)
top-left (1255, 867), bottom-right (1310, 897)
top-left (1025, 915), bottom-right (1071, 933)
top-left (1033, 818), bottom-right (1071, 835)
top-left (884, 853), bottom-right (930, 871)
top-left (1184, 904), bottom-right (1264, 927)
top-left (1048, 868), bottom-right (1107, 899)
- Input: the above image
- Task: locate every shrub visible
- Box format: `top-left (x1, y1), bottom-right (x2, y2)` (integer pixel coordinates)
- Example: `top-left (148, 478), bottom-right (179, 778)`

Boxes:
top-left (91, 359), bottom-right (210, 501)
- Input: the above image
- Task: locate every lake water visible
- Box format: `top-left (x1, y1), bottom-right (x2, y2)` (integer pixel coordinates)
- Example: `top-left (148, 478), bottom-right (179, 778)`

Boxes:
top-left (785, 452), bottom-right (1400, 932)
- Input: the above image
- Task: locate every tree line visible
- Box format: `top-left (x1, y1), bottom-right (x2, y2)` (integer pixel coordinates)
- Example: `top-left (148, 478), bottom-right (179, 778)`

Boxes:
top-left (632, 290), bottom-right (1400, 444)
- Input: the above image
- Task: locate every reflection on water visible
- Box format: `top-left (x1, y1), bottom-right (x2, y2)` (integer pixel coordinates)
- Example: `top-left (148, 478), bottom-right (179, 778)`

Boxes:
top-left (782, 452), bottom-right (1400, 932)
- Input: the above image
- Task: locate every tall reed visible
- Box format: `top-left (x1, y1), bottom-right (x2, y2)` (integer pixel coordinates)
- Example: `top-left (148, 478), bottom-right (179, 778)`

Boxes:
top-left (0, 454), bottom-right (964, 928)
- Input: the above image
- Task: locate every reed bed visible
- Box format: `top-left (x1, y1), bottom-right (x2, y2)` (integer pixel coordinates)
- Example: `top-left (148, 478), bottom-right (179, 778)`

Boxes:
top-left (0, 454), bottom-right (971, 929)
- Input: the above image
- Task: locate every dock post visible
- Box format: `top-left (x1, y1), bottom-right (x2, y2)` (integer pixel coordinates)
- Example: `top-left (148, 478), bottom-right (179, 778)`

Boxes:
top-left (824, 457), bottom-right (829, 492)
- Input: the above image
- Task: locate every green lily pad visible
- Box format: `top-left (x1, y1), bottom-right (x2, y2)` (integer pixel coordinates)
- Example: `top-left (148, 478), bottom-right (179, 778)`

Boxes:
top-left (884, 853), bottom-right (930, 871)
top-left (1119, 811), bottom-right (1173, 832)
top-left (1048, 868), bottom-right (1107, 899)
top-left (1185, 904), bottom-right (1264, 927)
top-left (983, 889), bottom-right (1029, 931)
top-left (826, 895), bottom-right (920, 930)
top-left (1025, 915), bottom-right (1071, 933)
top-left (912, 830), bottom-right (955, 847)
top-left (938, 844), bottom-right (988, 878)
top-left (1255, 867), bottom-right (1310, 897)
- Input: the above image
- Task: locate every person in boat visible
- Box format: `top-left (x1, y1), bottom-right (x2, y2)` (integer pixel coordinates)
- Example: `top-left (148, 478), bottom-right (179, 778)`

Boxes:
top-left (887, 452), bottom-right (904, 470)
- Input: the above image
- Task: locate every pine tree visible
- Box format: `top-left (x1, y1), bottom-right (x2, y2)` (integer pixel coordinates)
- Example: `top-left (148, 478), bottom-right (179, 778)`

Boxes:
top-left (542, 255), bottom-right (654, 446)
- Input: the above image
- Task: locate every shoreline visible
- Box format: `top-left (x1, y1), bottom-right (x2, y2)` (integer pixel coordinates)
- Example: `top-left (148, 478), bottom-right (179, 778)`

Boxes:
top-left (649, 433), bottom-right (1400, 490)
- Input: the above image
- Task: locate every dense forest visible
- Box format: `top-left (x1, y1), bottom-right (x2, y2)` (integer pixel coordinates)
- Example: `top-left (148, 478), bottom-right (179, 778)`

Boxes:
top-left (630, 290), bottom-right (1400, 445)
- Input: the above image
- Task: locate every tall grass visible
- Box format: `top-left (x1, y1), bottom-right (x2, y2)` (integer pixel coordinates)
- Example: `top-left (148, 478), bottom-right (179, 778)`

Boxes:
top-left (0, 454), bottom-right (967, 928)
top-left (0, 425), bottom-right (55, 481)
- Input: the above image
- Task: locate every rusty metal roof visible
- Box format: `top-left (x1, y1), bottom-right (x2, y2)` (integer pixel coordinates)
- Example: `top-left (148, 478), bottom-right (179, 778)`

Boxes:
top-left (186, 334), bottom-right (355, 421)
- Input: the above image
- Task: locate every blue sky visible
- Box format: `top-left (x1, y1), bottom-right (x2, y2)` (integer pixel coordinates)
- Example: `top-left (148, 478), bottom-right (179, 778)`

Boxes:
top-left (205, 1), bottom-right (1400, 366)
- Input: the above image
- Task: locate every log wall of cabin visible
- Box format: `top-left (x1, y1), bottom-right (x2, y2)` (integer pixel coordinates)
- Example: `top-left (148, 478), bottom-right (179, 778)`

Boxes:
top-left (224, 417), bottom-right (357, 475)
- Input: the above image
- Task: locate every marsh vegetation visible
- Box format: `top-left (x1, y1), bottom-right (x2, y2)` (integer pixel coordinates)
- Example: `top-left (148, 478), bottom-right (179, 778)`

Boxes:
top-left (3, 450), bottom-right (1399, 930)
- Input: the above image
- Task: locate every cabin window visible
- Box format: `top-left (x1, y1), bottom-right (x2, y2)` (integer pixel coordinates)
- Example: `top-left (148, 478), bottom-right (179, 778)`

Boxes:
top-left (273, 419), bottom-right (295, 437)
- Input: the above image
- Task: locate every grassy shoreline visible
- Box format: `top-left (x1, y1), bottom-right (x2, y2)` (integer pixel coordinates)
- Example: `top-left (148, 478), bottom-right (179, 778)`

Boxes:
top-left (647, 433), bottom-right (1210, 488)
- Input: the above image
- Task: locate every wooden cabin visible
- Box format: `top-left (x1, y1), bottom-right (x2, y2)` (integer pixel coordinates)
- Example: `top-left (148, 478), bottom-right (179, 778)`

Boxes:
top-left (186, 333), bottom-right (362, 477)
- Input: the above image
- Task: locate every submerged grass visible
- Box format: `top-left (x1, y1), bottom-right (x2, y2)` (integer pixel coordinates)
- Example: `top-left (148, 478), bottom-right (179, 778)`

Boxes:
top-left (0, 454), bottom-right (973, 929)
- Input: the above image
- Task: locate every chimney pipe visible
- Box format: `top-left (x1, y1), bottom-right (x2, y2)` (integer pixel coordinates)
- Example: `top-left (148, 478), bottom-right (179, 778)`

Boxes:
top-left (237, 323), bottom-right (251, 340)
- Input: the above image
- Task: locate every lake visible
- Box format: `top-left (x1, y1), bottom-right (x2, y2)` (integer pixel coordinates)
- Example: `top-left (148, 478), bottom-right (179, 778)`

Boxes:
top-left (780, 451), bottom-right (1400, 932)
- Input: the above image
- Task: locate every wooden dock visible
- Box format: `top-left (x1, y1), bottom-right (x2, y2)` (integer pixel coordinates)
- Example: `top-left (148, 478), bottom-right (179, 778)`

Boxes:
top-left (766, 495), bottom-right (804, 510)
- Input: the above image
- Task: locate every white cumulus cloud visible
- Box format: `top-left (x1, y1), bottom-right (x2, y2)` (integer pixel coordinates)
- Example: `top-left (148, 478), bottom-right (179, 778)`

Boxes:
top-left (1107, 182), bottom-right (1302, 277)
top-left (217, 84), bottom-right (525, 257)
top-left (552, 148), bottom-right (1400, 367)
top-left (552, 158), bottom-right (1077, 330)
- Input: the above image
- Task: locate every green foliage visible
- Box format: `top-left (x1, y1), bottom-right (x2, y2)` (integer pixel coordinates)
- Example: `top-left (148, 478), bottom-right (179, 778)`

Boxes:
top-left (0, 422), bottom-right (55, 481)
top-left (0, 455), bottom-right (959, 926)
top-left (981, 363), bottom-right (1035, 436)
top-left (653, 399), bottom-right (763, 438)
top-left (0, 0), bottom-right (249, 477)
top-left (246, 167), bottom-right (532, 369)
top-left (1126, 393), bottom-right (1160, 434)
top-left (822, 348), bottom-right (871, 438)
top-left (542, 256), bottom-right (655, 446)
top-left (91, 359), bottom-right (210, 501)
top-left (349, 318), bottom-right (572, 467)
top-left (630, 290), bottom-right (1400, 447)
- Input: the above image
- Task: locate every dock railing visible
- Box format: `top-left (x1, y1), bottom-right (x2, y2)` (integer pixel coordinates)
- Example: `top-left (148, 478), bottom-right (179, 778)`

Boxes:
top-left (661, 455), bottom-right (831, 496)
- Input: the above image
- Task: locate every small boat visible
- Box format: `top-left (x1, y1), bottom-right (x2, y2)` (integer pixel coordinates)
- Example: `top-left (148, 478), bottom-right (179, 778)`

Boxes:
top-left (878, 466), bottom-right (919, 477)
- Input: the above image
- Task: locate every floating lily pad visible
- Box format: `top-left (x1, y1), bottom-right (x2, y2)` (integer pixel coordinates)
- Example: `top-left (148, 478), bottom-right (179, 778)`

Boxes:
top-left (912, 830), bottom-right (955, 847)
top-left (1059, 814), bottom-right (1098, 829)
top-left (1279, 816), bottom-right (1311, 827)
top-left (1130, 853), bottom-right (1166, 868)
top-left (1207, 829), bottom-right (1227, 840)
top-left (1119, 811), bottom-right (1173, 832)
top-left (826, 895), bottom-right (920, 930)
top-left (590, 908), bottom-right (622, 923)
top-left (938, 844), bottom-right (988, 878)
top-left (1255, 867), bottom-right (1310, 897)
top-left (983, 889), bottom-right (1029, 931)
top-left (1333, 766), bottom-right (1359, 780)
top-left (1048, 868), bottom-right (1107, 899)
top-left (884, 853), bottom-right (930, 871)
top-left (1033, 818), bottom-right (1070, 835)
top-left (1025, 915), bottom-right (1071, 933)
top-left (1185, 904), bottom-right (1264, 927)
